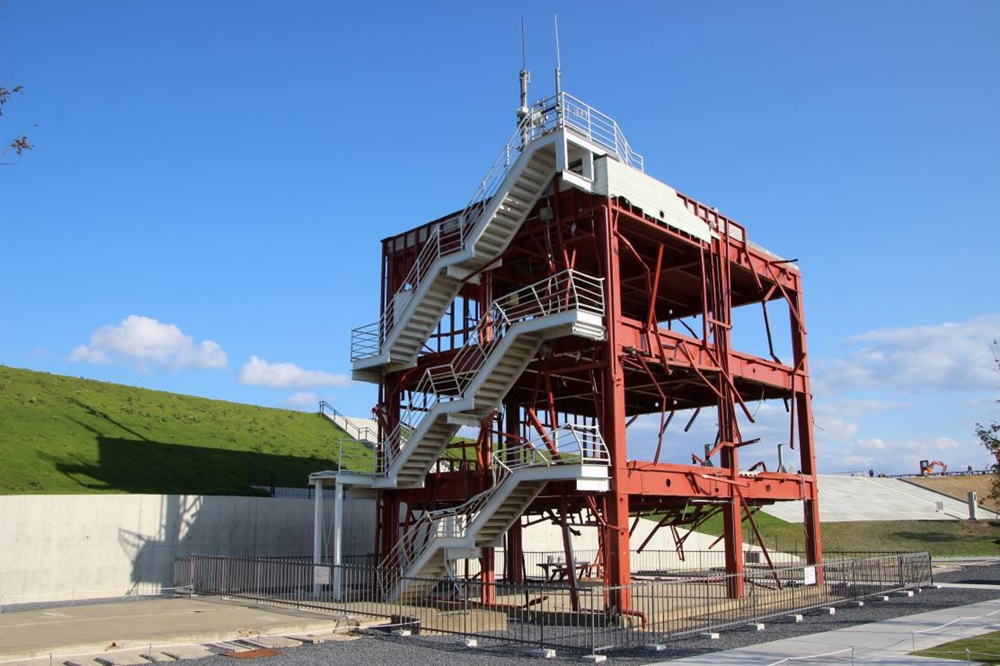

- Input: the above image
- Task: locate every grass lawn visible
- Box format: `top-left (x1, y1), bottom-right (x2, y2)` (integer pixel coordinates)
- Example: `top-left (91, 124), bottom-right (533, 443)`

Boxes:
top-left (0, 366), bottom-right (373, 495)
top-left (689, 510), bottom-right (1000, 557)
top-left (913, 631), bottom-right (1000, 663)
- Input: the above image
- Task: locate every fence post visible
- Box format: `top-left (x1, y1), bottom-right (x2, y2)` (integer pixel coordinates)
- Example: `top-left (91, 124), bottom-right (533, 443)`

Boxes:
top-left (705, 576), bottom-right (712, 629)
top-left (589, 586), bottom-right (596, 657)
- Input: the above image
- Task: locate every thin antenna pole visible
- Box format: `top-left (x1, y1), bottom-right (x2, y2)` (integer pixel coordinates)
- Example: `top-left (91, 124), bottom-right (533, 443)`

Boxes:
top-left (521, 15), bottom-right (527, 71)
top-left (517, 16), bottom-right (531, 125)
top-left (553, 15), bottom-right (562, 99)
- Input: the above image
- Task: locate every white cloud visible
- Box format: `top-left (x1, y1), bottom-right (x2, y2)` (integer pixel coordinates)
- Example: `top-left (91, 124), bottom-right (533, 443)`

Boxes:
top-left (284, 392), bottom-right (320, 409)
top-left (814, 315), bottom-right (1000, 395)
top-left (239, 356), bottom-right (351, 389)
top-left (813, 415), bottom-right (859, 442)
top-left (810, 398), bottom-right (909, 443)
top-left (817, 435), bottom-right (980, 475)
top-left (70, 315), bottom-right (226, 371)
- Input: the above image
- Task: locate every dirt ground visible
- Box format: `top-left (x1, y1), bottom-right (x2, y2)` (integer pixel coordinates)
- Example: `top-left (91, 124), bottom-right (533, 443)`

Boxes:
top-left (905, 474), bottom-right (1000, 513)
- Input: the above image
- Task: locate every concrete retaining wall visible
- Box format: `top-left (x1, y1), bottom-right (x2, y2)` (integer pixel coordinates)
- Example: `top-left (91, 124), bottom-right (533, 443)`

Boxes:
top-left (0, 494), bottom-right (375, 605)
top-left (1, 493), bottom-right (769, 605)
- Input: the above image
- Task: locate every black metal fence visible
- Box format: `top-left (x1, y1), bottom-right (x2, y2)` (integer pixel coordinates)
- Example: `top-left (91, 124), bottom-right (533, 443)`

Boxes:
top-left (175, 551), bottom-right (932, 655)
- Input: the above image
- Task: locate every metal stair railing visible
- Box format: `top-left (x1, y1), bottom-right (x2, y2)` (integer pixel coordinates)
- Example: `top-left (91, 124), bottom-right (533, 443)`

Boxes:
top-left (351, 105), bottom-right (547, 364)
top-left (376, 269), bottom-right (605, 477)
top-left (378, 424), bottom-right (610, 599)
top-left (350, 92), bottom-right (643, 365)
top-left (318, 400), bottom-right (378, 443)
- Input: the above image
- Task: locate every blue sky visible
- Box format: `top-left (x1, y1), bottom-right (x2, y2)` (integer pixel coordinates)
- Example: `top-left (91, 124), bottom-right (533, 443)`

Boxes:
top-left (2, 1), bottom-right (998, 474)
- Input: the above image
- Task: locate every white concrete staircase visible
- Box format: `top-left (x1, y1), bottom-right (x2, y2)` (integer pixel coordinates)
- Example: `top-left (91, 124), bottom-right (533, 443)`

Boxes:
top-left (351, 137), bottom-right (558, 380)
top-left (374, 270), bottom-right (606, 489)
top-left (379, 425), bottom-right (610, 603)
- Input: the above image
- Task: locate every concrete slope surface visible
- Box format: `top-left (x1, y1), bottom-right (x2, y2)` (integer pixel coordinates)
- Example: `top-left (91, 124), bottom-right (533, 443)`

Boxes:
top-left (760, 474), bottom-right (1000, 523)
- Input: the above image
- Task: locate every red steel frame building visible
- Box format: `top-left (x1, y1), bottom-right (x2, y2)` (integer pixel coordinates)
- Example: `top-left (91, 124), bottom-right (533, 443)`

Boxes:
top-left (348, 92), bottom-right (822, 607)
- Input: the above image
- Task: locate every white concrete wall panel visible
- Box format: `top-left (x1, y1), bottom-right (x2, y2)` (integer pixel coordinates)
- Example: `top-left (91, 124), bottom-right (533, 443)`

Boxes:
top-left (0, 494), bottom-right (375, 604)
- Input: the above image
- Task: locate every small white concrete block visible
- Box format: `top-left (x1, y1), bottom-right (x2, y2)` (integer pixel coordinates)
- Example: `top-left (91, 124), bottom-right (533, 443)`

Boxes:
top-left (894, 590), bottom-right (914, 598)
top-left (456, 638), bottom-right (478, 648)
top-left (95, 653), bottom-right (151, 666)
top-left (529, 648), bottom-right (557, 659)
top-left (644, 644), bottom-right (667, 651)
top-left (700, 632), bottom-right (720, 640)
top-left (853, 600), bottom-right (865, 607)
top-left (747, 622), bottom-right (765, 632)
top-left (285, 634), bottom-right (326, 645)
top-left (391, 629), bottom-right (412, 637)
top-left (878, 595), bottom-right (891, 601)
top-left (210, 642), bottom-right (254, 654)
top-left (161, 647), bottom-right (215, 661)
top-left (579, 655), bottom-right (607, 663)
top-left (821, 607), bottom-right (836, 615)
top-left (787, 614), bottom-right (803, 623)
top-left (242, 636), bottom-right (304, 649)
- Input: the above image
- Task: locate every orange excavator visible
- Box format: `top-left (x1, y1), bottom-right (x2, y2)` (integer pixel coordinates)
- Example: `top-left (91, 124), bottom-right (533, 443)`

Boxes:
top-left (920, 460), bottom-right (948, 476)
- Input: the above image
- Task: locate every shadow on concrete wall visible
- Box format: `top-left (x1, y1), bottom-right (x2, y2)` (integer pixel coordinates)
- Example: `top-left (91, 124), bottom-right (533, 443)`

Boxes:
top-left (46, 437), bottom-right (351, 592)
top-left (51, 435), bottom-right (335, 495)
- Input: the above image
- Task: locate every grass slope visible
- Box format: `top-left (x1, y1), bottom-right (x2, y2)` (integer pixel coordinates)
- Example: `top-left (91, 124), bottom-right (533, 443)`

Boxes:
top-left (913, 631), bottom-right (1000, 663)
top-left (906, 474), bottom-right (1000, 512)
top-left (691, 511), bottom-right (1000, 557)
top-left (0, 366), bottom-right (373, 495)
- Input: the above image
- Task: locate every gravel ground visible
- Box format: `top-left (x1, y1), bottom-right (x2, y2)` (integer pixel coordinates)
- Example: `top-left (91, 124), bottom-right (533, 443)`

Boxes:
top-left (159, 559), bottom-right (1000, 665)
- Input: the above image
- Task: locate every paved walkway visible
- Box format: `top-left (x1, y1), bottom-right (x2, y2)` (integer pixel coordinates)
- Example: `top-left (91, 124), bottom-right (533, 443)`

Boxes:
top-left (0, 598), bottom-right (366, 666)
top-left (663, 597), bottom-right (1000, 665)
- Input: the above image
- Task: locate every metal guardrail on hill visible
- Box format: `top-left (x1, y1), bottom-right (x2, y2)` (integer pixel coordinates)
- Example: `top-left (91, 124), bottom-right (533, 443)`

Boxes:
top-left (319, 401), bottom-right (378, 444)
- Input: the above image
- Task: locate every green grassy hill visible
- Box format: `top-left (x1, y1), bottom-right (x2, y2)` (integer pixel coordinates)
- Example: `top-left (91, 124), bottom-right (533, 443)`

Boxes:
top-left (0, 366), bottom-right (373, 495)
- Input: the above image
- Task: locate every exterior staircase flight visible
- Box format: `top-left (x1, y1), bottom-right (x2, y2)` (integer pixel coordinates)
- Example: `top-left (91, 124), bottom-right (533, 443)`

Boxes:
top-left (375, 269), bottom-right (606, 489)
top-left (379, 425), bottom-right (611, 603)
top-left (351, 126), bottom-right (559, 379)
top-left (352, 92), bottom-right (644, 382)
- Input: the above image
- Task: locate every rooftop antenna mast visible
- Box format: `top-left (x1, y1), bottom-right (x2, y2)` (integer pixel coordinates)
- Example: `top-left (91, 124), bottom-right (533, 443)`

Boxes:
top-left (554, 14), bottom-right (562, 99)
top-left (517, 16), bottom-right (530, 121)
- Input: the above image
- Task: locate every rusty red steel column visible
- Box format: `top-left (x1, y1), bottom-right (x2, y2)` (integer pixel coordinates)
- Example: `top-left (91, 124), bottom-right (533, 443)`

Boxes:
top-left (599, 202), bottom-right (633, 611)
top-left (711, 231), bottom-right (746, 598)
top-left (789, 281), bottom-right (824, 572)
top-left (504, 402), bottom-right (525, 584)
top-left (480, 547), bottom-right (496, 604)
